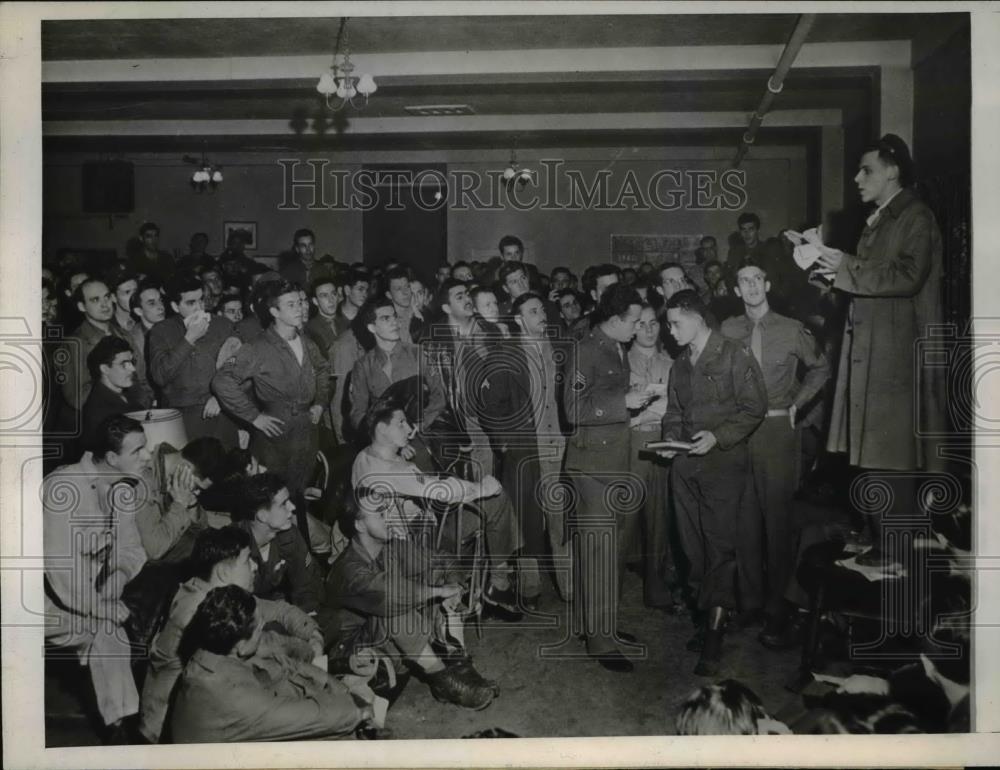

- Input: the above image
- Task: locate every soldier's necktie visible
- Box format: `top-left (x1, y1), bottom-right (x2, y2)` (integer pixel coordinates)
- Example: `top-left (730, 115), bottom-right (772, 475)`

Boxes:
top-left (750, 319), bottom-right (763, 365)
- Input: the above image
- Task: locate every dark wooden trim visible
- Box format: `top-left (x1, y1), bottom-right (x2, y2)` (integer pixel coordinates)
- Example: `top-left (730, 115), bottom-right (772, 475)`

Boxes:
top-left (45, 127), bottom-right (822, 154)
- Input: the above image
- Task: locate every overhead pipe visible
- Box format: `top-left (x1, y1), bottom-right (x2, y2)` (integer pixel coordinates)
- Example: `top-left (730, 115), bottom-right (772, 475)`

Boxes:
top-left (732, 14), bottom-right (817, 168)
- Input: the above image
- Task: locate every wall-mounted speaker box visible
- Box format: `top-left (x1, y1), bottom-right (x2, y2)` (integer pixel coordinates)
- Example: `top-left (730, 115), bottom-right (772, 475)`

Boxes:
top-left (81, 160), bottom-right (135, 213)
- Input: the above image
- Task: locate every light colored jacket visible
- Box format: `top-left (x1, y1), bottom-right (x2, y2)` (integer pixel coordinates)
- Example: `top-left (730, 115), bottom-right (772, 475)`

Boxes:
top-left (140, 575), bottom-right (320, 742)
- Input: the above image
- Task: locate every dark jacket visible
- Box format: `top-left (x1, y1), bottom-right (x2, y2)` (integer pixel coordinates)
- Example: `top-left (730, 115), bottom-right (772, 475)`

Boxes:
top-left (234, 520), bottom-right (324, 613)
top-left (148, 314), bottom-right (235, 408)
top-left (304, 313), bottom-right (340, 359)
top-left (562, 326), bottom-right (631, 474)
top-left (233, 315), bottom-right (265, 344)
top-left (59, 317), bottom-right (136, 411)
top-left (827, 187), bottom-right (945, 470)
top-left (478, 333), bottom-right (570, 445)
top-left (321, 538), bottom-right (447, 646)
top-left (326, 538), bottom-right (441, 618)
top-left (421, 316), bottom-right (502, 439)
top-left (348, 342), bottom-right (446, 433)
top-left (81, 380), bottom-right (144, 450)
top-left (661, 330), bottom-right (767, 451)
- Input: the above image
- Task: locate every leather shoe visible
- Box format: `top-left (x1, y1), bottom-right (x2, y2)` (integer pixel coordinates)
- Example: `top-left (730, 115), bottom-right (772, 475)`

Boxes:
top-left (483, 583), bottom-right (524, 622)
top-left (427, 666), bottom-right (496, 710)
top-left (593, 650), bottom-right (634, 673)
top-left (439, 650), bottom-right (500, 693)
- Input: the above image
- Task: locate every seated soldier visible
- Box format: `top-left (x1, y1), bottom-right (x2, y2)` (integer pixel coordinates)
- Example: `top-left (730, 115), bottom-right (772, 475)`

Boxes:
top-left (350, 398), bottom-right (523, 618)
top-left (122, 436), bottom-right (235, 632)
top-left (43, 415), bottom-right (151, 742)
top-left (323, 486), bottom-right (499, 711)
top-left (170, 585), bottom-right (373, 743)
top-left (133, 436), bottom-right (232, 564)
top-left (140, 526), bottom-right (324, 743)
top-left (230, 473), bottom-right (325, 614)
top-left (118, 436), bottom-right (242, 644)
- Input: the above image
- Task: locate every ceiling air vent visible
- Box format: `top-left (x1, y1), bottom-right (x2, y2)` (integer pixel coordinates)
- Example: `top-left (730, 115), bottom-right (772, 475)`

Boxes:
top-left (404, 104), bottom-right (476, 117)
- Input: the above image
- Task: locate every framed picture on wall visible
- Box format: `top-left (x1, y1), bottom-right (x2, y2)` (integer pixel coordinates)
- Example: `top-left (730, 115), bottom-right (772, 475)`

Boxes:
top-left (223, 221), bottom-right (257, 251)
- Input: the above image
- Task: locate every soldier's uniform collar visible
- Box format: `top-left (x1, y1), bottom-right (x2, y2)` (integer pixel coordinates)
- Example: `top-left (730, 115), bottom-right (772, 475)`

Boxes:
top-left (687, 329), bottom-right (722, 363)
top-left (592, 325), bottom-right (618, 349)
top-left (738, 309), bottom-right (773, 330)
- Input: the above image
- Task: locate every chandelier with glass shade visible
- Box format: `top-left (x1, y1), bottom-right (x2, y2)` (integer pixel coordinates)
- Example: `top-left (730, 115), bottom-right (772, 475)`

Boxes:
top-left (316, 18), bottom-right (377, 112)
top-left (183, 153), bottom-right (223, 192)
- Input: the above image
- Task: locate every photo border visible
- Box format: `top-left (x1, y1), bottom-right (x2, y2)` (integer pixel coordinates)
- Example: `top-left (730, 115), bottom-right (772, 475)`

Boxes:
top-left (3, 1), bottom-right (1000, 767)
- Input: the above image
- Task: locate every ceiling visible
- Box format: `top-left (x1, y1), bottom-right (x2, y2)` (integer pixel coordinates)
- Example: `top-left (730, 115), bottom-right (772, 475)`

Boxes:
top-left (42, 69), bottom-right (875, 122)
top-left (41, 14), bottom-right (948, 60)
top-left (40, 12), bottom-right (967, 153)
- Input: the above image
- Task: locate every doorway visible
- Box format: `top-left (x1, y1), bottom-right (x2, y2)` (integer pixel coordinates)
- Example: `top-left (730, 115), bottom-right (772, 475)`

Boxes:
top-left (361, 163), bottom-right (448, 282)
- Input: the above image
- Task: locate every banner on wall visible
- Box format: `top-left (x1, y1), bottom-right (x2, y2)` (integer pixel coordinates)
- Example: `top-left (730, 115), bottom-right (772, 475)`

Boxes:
top-left (610, 234), bottom-right (702, 273)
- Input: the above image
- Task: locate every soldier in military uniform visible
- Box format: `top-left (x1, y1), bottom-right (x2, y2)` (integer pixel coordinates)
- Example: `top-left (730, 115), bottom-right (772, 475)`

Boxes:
top-left (659, 289), bottom-right (766, 676)
top-left (148, 273), bottom-right (238, 446)
top-left (212, 280), bottom-right (330, 518)
top-left (721, 262), bottom-right (829, 648)
top-left (563, 283), bottom-right (651, 672)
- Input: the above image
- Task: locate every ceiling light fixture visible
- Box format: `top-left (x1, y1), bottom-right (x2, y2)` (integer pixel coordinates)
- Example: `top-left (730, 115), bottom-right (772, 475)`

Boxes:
top-left (316, 17), bottom-right (377, 112)
top-left (503, 149), bottom-right (536, 189)
top-left (183, 153), bottom-right (223, 192)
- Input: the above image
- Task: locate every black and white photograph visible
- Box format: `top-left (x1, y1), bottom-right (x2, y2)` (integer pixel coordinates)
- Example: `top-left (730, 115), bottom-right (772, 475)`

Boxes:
top-left (2, 2), bottom-right (999, 767)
